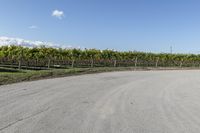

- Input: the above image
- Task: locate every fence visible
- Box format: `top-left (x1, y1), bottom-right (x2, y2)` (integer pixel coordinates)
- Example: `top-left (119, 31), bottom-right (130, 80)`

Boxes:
top-left (0, 57), bottom-right (200, 70)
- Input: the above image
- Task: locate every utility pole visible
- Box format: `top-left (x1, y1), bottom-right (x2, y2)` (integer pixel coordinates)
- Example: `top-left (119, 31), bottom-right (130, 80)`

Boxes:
top-left (170, 46), bottom-right (173, 54)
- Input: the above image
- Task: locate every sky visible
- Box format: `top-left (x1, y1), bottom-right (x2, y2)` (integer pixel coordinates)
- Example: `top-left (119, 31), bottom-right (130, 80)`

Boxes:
top-left (0, 0), bottom-right (200, 53)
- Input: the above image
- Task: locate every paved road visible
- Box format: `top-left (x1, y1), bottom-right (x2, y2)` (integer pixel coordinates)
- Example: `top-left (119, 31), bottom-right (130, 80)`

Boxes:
top-left (1, 70), bottom-right (200, 133)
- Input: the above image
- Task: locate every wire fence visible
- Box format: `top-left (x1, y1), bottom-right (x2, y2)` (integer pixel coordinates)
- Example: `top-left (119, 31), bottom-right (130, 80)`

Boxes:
top-left (1, 58), bottom-right (200, 70)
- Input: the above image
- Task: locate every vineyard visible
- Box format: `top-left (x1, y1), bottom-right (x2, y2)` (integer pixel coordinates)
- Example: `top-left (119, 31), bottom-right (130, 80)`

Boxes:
top-left (0, 45), bottom-right (200, 70)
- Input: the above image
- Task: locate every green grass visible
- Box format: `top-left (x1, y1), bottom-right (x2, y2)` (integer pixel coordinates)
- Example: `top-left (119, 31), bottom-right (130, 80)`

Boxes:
top-left (0, 67), bottom-right (22, 73)
top-left (2, 66), bottom-right (197, 85)
top-left (0, 67), bottom-right (138, 85)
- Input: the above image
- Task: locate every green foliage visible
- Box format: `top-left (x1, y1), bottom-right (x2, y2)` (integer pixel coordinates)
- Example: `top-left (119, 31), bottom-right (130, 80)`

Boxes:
top-left (0, 45), bottom-right (200, 68)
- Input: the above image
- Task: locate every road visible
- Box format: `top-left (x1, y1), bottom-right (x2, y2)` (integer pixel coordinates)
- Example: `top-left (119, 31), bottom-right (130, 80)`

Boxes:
top-left (1, 70), bottom-right (200, 133)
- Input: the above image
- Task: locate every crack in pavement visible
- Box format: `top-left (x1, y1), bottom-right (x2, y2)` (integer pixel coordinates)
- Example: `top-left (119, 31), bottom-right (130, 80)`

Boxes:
top-left (0, 107), bottom-right (50, 132)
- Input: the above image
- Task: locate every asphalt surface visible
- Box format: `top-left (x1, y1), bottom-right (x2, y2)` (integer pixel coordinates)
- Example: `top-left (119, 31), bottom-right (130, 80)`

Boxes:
top-left (1, 70), bottom-right (200, 133)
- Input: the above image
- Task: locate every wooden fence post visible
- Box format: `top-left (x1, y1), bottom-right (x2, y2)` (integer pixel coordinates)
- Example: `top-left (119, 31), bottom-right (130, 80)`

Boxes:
top-left (47, 58), bottom-right (51, 69)
top-left (18, 59), bottom-right (21, 69)
top-left (91, 58), bottom-right (94, 68)
top-left (114, 60), bottom-right (117, 67)
top-left (155, 57), bottom-right (159, 67)
top-left (71, 59), bottom-right (75, 68)
top-left (179, 59), bottom-right (183, 67)
top-left (134, 57), bottom-right (138, 68)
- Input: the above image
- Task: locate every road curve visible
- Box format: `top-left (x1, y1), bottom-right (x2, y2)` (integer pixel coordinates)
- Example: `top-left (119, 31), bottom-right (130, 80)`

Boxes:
top-left (1, 70), bottom-right (200, 133)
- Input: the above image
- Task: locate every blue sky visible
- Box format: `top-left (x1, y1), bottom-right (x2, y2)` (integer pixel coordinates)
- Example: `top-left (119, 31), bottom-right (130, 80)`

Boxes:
top-left (0, 0), bottom-right (200, 53)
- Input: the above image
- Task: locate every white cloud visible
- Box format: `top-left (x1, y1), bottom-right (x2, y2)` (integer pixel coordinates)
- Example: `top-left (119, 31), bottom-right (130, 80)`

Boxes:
top-left (52, 10), bottom-right (64, 19)
top-left (0, 36), bottom-right (72, 49)
top-left (29, 25), bottom-right (38, 29)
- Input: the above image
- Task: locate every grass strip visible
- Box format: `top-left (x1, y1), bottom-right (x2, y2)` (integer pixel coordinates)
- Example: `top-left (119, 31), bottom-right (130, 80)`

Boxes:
top-left (0, 67), bottom-right (137, 85)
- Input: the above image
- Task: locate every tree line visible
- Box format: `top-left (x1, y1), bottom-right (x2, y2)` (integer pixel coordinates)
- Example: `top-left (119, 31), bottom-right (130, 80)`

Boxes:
top-left (0, 45), bottom-right (200, 69)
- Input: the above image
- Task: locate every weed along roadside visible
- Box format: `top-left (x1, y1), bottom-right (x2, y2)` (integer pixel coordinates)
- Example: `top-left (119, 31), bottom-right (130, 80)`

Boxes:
top-left (1, 66), bottom-right (199, 85)
top-left (0, 67), bottom-right (136, 85)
